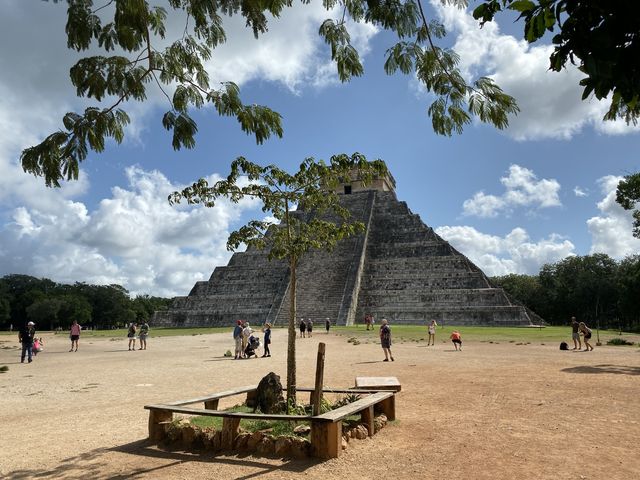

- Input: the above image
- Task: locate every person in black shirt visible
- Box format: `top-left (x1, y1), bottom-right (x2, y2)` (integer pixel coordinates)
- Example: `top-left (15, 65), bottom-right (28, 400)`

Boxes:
top-left (18, 321), bottom-right (36, 363)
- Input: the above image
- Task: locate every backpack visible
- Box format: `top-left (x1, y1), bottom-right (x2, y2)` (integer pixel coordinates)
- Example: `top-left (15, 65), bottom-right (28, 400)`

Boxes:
top-left (559, 341), bottom-right (569, 350)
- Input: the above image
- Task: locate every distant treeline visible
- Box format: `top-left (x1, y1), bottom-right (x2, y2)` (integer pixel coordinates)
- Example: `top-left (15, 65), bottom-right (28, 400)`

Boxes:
top-left (491, 254), bottom-right (640, 332)
top-left (0, 274), bottom-right (173, 330)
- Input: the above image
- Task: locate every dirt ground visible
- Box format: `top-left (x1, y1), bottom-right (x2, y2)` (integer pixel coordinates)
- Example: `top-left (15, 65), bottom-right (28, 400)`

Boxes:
top-left (1, 329), bottom-right (639, 480)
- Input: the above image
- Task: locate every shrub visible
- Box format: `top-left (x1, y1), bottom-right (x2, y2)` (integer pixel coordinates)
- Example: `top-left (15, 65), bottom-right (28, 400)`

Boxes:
top-left (607, 338), bottom-right (634, 346)
top-left (0, 365), bottom-right (8, 373)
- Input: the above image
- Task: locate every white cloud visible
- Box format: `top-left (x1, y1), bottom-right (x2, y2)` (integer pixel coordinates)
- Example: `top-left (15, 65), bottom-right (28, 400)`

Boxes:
top-left (587, 176), bottom-right (640, 258)
top-left (0, 166), bottom-right (264, 297)
top-left (463, 164), bottom-right (561, 217)
top-left (573, 186), bottom-right (588, 197)
top-left (435, 225), bottom-right (575, 276)
top-left (432, 1), bottom-right (640, 140)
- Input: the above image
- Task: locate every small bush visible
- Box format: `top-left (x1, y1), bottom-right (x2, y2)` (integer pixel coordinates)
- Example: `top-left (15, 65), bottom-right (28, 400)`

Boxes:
top-left (0, 365), bottom-right (8, 373)
top-left (607, 338), bottom-right (634, 346)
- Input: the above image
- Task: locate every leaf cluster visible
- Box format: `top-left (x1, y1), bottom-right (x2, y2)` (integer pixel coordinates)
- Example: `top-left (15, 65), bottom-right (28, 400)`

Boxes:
top-left (616, 173), bottom-right (640, 239)
top-left (169, 153), bottom-right (387, 262)
top-left (473, 0), bottom-right (640, 125)
top-left (28, 0), bottom-right (523, 187)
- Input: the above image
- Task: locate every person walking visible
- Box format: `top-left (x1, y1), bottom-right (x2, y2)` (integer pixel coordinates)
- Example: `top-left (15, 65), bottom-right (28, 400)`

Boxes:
top-left (571, 317), bottom-right (582, 350)
top-left (233, 320), bottom-right (244, 359)
top-left (325, 317), bottom-right (331, 333)
top-left (306, 318), bottom-right (313, 337)
top-left (138, 321), bottom-right (149, 350)
top-left (427, 319), bottom-right (437, 346)
top-left (262, 323), bottom-right (272, 357)
top-left (127, 323), bottom-right (137, 351)
top-left (69, 320), bottom-right (81, 352)
top-left (299, 318), bottom-right (306, 338)
top-left (19, 321), bottom-right (36, 363)
top-left (579, 322), bottom-right (594, 351)
top-left (450, 330), bottom-right (462, 351)
top-left (380, 318), bottom-right (394, 362)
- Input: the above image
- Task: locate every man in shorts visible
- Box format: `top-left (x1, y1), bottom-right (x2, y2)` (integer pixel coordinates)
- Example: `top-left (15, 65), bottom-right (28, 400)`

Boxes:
top-left (571, 316), bottom-right (582, 350)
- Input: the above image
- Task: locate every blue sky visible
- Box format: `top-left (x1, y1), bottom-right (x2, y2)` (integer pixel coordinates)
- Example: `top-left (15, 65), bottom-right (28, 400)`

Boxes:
top-left (1, 1), bottom-right (639, 297)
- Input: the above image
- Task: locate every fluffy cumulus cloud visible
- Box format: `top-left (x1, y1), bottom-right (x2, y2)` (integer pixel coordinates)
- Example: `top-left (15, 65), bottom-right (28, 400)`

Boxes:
top-left (431, 1), bottom-right (640, 140)
top-left (0, 166), bottom-right (263, 297)
top-left (435, 225), bottom-right (575, 276)
top-left (587, 176), bottom-right (640, 258)
top-left (463, 164), bottom-right (561, 217)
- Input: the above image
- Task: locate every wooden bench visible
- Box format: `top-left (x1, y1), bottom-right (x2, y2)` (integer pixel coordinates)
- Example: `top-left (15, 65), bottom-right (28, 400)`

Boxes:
top-left (145, 386), bottom-right (397, 458)
top-left (145, 385), bottom-right (258, 442)
top-left (310, 390), bottom-right (395, 459)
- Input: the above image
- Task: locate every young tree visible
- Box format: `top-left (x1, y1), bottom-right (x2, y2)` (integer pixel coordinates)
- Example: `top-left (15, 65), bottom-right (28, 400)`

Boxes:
top-left (169, 153), bottom-right (386, 404)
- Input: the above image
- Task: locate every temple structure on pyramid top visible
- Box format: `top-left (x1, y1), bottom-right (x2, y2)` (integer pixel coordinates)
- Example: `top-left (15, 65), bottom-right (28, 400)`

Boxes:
top-left (153, 167), bottom-right (537, 327)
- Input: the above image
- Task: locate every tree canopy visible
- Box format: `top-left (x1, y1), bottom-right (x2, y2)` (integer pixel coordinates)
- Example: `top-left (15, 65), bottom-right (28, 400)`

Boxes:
top-left (0, 274), bottom-right (172, 330)
top-left (616, 172), bottom-right (640, 238)
top-left (24, 1), bottom-right (640, 188)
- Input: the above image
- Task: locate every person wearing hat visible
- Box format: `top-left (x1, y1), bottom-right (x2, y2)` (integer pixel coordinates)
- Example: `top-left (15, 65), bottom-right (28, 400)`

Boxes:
top-left (262, 323), bottom-right (272, 357)
top-left (18, 321), bottom-right (36, 363)
top-left (233, 320), bottom-right (244, 359)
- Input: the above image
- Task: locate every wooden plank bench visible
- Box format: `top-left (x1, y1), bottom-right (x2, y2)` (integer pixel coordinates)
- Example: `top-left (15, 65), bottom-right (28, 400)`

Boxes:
top-left (310, 391), bottom-right (395, 459)
top-left (145, 385), bottom-right (397, 457)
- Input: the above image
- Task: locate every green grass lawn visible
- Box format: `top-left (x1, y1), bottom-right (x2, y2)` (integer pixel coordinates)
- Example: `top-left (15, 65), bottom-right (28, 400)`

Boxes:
top-left (332, 325), bottom-right (640, 345)
top-left (1, 324), bottom-right (637, 346)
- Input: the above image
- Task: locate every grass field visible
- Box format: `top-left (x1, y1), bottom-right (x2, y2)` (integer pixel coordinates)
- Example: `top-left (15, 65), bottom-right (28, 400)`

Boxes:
top-left (1, 324), bottom-right (638, 345)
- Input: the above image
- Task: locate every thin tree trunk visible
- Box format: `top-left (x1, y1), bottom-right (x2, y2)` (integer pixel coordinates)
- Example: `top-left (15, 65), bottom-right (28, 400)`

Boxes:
top-left (287, 256), bottom-right (297, 407)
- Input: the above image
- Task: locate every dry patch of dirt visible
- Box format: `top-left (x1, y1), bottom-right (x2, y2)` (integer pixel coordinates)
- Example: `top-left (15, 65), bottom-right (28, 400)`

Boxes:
top-left (1, 330), bottom-right (639, 479)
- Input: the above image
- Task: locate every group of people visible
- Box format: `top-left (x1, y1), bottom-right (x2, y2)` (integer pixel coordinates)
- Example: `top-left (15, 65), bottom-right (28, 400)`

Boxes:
top-left (126, 322), bottom-right (150, 350)
top-left (233, 320), bottom-right (271, 359)
top-left (570, 317), bottom-right (594, 351)
top-left (298, 318), bottom-right (314, 337)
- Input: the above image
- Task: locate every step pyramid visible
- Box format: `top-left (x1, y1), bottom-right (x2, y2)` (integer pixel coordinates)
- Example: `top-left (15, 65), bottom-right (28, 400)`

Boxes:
top-left (153, 177), bottom-right (536, 328)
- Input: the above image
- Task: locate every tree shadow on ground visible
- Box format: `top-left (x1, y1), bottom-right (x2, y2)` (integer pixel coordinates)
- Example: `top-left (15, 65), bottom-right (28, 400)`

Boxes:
top-left (561, 364), bottom-right (640, 376)
top-left (4, 439), bottom-right (319, 480)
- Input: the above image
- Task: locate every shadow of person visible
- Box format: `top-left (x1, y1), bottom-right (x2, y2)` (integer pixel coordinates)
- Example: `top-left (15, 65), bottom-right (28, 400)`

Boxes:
top-left (561, 364), bottom-right (640, 376)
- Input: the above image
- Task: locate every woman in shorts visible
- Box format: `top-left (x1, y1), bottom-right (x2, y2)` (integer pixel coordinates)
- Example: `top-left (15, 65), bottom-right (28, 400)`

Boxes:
top-left (579, 322), bottom-right (594, 351)
top-left (427, 319), bottom-right (437, 346)
top-left (127, 323), bottom-right (137, 351)
top-left (380, 319), bottom-right (394, 361)
top-left (69, 320), bottom-right (81, 352)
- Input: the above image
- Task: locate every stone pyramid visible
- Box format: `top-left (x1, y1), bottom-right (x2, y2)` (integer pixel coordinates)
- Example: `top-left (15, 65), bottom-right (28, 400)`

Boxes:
top-left (153, 172), bottom-right (535, 327)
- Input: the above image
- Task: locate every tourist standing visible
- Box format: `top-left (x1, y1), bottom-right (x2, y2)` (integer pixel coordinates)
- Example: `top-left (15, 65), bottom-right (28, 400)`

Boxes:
top-left (450, 330), bottom-right (462, 351)
top-left (325, 317), bottom-right (331, 333)
top-left (242, 322), bottom-right (253, 353)
top-left (233, 320), bottom-right (244, 359)
top-left (19, 321), bottom-right (36, 363)
top-left (262, 323), bottom-right (272, 357)
top-left (306, 318), bottom-right (313, 337)
top-left (127, 323), bottom-right (137, 351)
top-left (571, 316), bottom-right (582, 350)
top-left (138, 321), bottom-right (149, 350)
top-left (69, 320), bottom-right (81, 352)
top-left (427, 319), bottom-right (437, 346)
top-left (299, 319), bottom-right (306, 338)
top-left (579, 322), bottom-right (594, 351)
top-left (380, 318), bottom-right (394, 362)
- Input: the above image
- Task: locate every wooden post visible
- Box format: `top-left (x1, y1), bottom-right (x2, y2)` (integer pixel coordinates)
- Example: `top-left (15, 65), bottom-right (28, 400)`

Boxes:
top-left (311, 420), bottom-right (341, 459)
top-left (378, 395), bottom-right (396, 421)
top-left (148, 409), bottom-right (173, 441)
top-left (204, 399), bottom-right (219, 410)
top-left (361, 405), bottom-right (374, 437)
top-left (221, 417), bottom-right (241, 449)
top-left (311, 342), bottom-right (326, 416)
